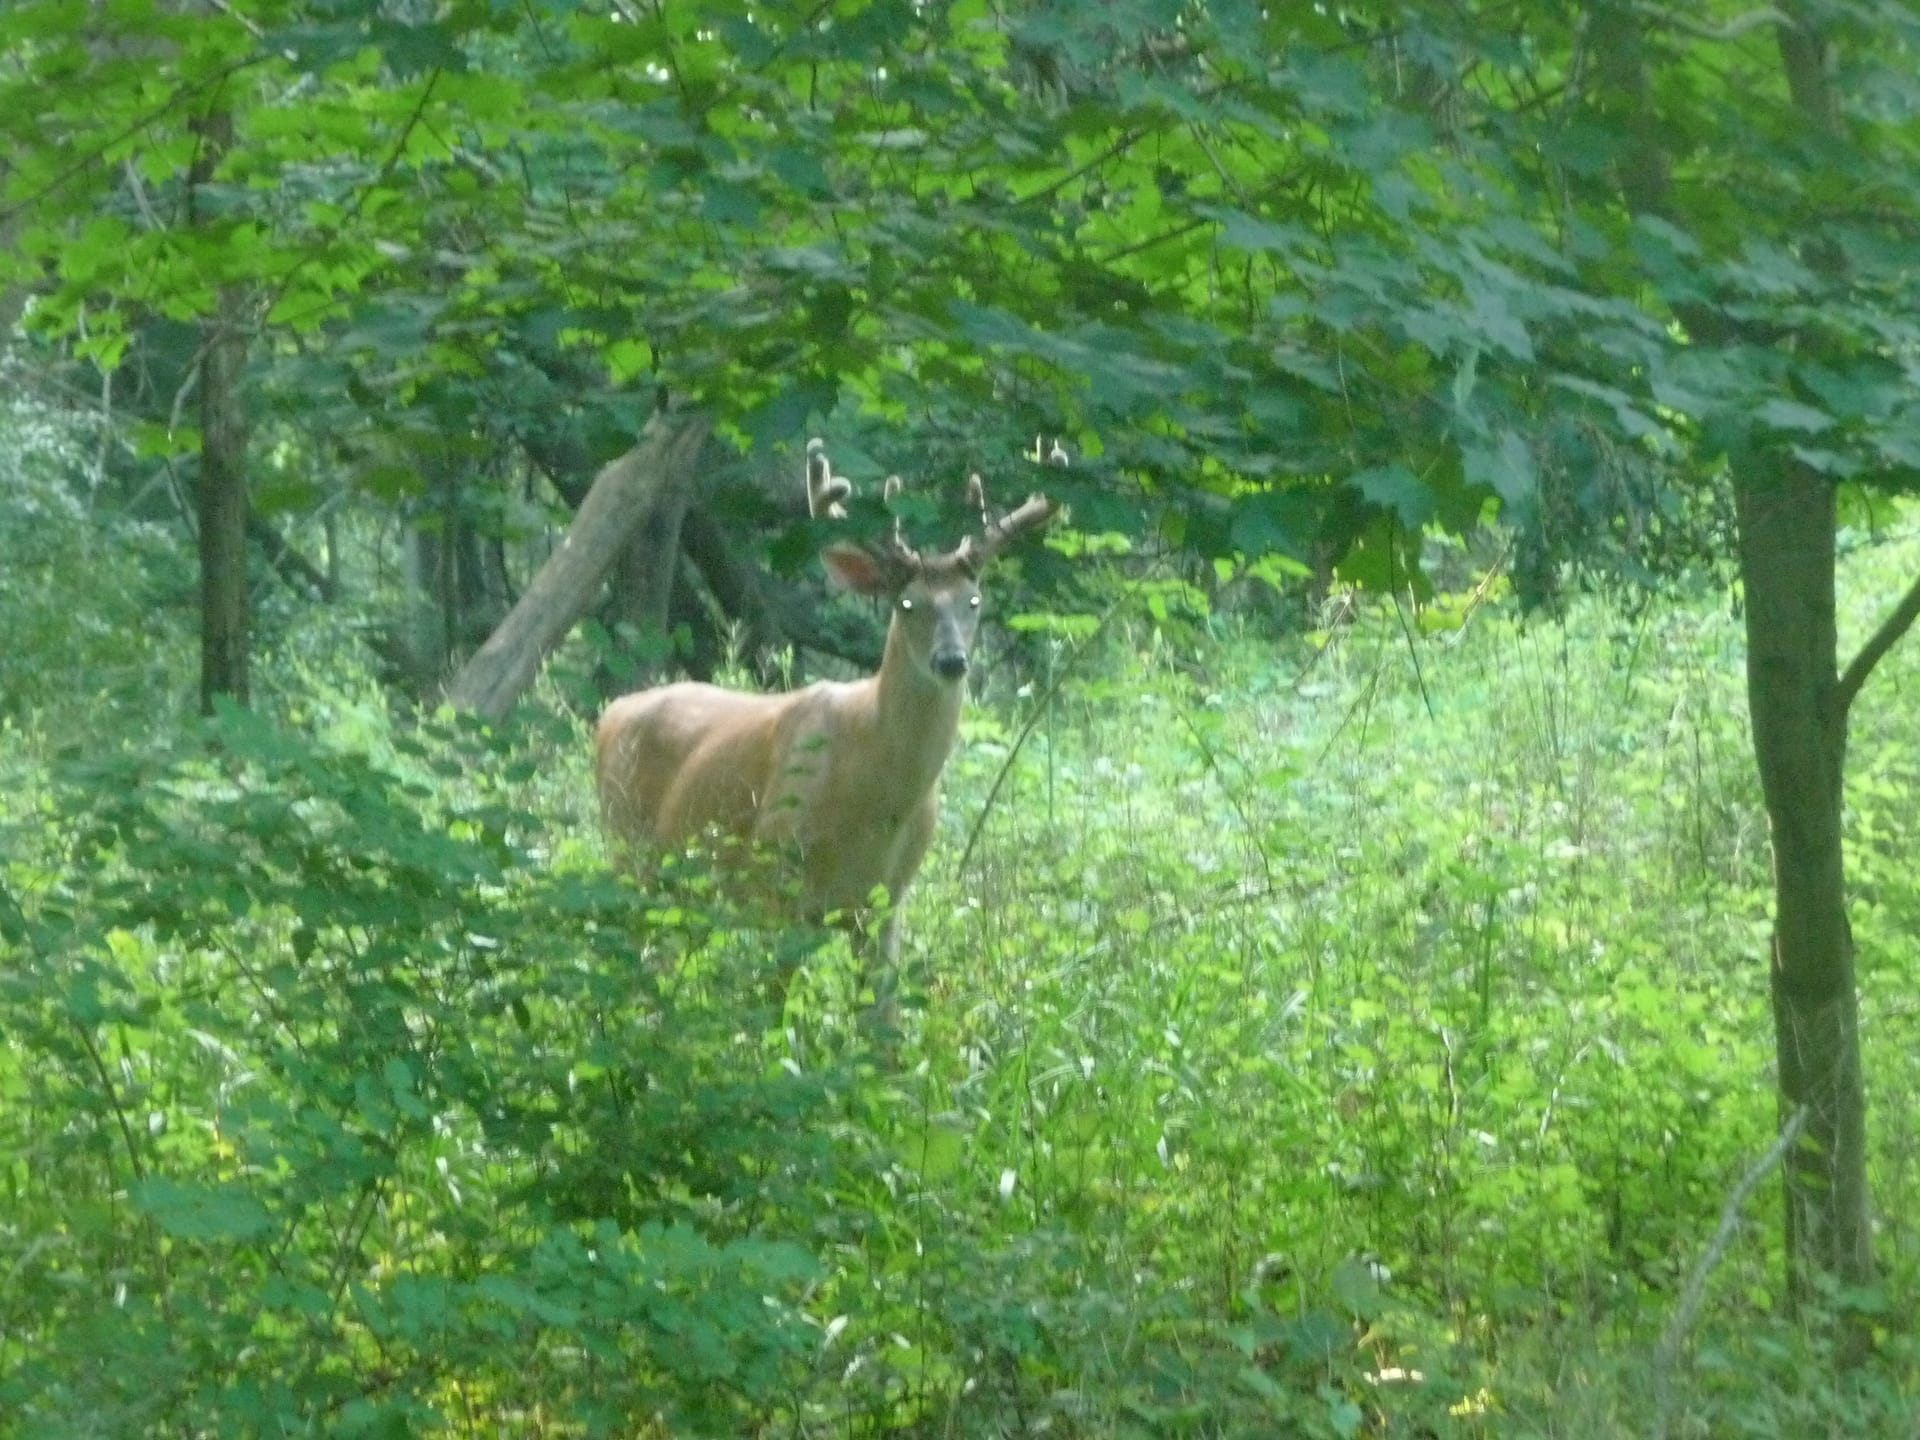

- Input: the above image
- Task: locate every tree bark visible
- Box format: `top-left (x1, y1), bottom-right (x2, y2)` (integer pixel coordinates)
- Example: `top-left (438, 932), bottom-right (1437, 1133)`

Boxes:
top-left (443, 412), bottom-right (709, 719)
top-left (1588, 0), bottom-right (1877, 1306)
top-left (604, 466), bottom-right (696, 682)
top-left (1732, 460), bottom-right (1873, 1304)
top-left (197, 290), bottom-right (249, 711)
top-left (1748, 0), bottom-right (1873, 1311)
top-left (192, 110), bottom-right (249, 713)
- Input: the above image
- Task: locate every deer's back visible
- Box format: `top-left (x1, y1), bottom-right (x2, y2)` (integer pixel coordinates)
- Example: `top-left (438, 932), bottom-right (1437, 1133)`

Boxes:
top-left (597, 680), bottom-right (863, 845)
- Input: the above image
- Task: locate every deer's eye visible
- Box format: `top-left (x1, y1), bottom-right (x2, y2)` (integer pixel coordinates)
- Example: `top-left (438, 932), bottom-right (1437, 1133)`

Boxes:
top-left (969, 594), bottom-right (981, 608)
top-left (898, 597), bottom-right (914, 612)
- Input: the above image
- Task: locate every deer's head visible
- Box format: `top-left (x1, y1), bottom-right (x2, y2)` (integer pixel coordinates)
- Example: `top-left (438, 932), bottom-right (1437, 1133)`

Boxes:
top-left (808, 438), bottom-right (1065, 685)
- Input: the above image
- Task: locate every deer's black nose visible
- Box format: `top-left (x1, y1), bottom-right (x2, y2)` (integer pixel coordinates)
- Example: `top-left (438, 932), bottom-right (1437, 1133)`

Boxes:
top-left (932, 650), bottom-right (969, 680)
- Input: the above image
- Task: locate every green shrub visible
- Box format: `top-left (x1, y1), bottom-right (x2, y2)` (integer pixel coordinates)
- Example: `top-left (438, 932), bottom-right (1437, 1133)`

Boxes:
top-left (0, 365), bottom-right (191, 723)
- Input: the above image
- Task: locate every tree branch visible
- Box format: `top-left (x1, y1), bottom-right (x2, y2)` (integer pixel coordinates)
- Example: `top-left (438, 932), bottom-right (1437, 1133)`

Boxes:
top-left (679, 505), bottom-right (881, 675)
top-left (1633, 3), bottom-right (1788, 44)
top-left (248, 516), bottom-right (335, 602)
top-left (0, 60), bottom-right (265, 224)
top-left (1832, 566), bottom-right (1920, 723)
top-left (1651, 1106), bottom-right (1809, 1440)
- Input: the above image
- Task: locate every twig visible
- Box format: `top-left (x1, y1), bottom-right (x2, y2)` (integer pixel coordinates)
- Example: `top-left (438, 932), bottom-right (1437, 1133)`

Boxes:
top-left (1289, 590), bottom-right (1357, 692)
top-left (1389, 583), bottom-right (1434, 719)
top-left (1387, 521), bottom-right (1435, 720)
top-left (251, 67), bottom-right (444, 333)
top-left (1441, 534), bottom-right (1514, 645)
top-left (954, 575), bottom-right (1147, 881)
top-left (1095, 215), bottom-right (1212, 267)
top-left (1018, 128), bottom-right (1147, 208)
top-left (1650, 1105), bottom-right (1810, 1440)
top-left (203, 0), bottom-right (266, 39)
top-left (1630, 3), bottom-right (1789, 43)
top-left (0, 61), bottom-right (265, 223)
top-left (1317, 619), bottom-right (1391, 765)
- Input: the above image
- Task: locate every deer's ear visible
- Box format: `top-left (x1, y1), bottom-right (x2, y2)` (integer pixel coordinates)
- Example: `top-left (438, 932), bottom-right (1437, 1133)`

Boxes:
top-left (822, 543), bottom-right (904, 595)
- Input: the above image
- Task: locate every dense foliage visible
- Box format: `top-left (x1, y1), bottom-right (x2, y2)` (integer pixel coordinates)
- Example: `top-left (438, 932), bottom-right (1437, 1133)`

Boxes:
top-left (5, 503), bottom-right (1920, 1434)
top-left (9, 1), bottom-right (1916, 583)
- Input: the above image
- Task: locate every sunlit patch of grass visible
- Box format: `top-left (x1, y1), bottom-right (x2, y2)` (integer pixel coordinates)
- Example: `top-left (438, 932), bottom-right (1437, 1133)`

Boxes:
top-left (869, 520), bottom-right (1920, 1433)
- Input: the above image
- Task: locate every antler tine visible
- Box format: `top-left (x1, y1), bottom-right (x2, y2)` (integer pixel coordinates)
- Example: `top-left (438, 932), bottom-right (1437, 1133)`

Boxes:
top-left (985, 493), bottom-right (1058, 549)
top-left (955, 488), bottom-right (1057, 572)
top-left (881, 474), bottom-right (918, 559)
top-left (1029, 435), bottom-right (1071, 466)
top-left (964, 472), bottom-right (988, 522)
top-left (1029, 435), bottom-right (1071, 468)
top-left (805, 437), bottom-right (852, 519)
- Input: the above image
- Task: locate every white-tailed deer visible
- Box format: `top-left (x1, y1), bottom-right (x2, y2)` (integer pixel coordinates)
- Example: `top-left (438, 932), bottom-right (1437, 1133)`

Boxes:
top-left (594, 439), bottom-right (1063, 1015)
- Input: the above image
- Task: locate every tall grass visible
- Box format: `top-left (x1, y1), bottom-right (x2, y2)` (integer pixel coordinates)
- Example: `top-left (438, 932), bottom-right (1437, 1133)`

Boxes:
top-left (876, 527), bottom-right (1919, 1434)
top-left (2, 523), bottom-right (1917, 1437)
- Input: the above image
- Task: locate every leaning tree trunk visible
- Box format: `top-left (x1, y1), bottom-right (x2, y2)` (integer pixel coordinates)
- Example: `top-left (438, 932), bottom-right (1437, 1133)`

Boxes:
top-left (1732, 458), bottom-right (1872, 1303)
top-left (444, 411), bottom-right (708, 720)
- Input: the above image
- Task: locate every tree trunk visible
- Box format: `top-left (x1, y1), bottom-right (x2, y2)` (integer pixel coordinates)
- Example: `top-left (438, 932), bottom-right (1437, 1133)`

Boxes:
top-left (197, 285), bottom-right (249, 711)
top-left (605, 497), bottom-right (693, 682)
top-left (192, 103), bottom-right (249, 712)
top-left (404, 510), bottom-right (511, 689)
top-left (0, 166), bottom-right (23, 338)
top-left (1591, 0), bottom-right (1876, 1309)
top-left (1732, 458), bottom-right (1872, 1303)
top-left (443, 412), bottom-right (708, 720)
top-left (678, 504), bottom-right (788, 679)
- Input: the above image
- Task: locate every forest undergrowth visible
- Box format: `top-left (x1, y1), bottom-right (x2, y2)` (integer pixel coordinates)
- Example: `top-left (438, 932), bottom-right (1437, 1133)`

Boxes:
top-left (3, 526), bottom-right (1918, 1438)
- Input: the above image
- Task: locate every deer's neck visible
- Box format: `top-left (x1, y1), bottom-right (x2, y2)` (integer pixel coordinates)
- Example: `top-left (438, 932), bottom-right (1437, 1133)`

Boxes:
top-left (869, 621), bottom-right (965, 799)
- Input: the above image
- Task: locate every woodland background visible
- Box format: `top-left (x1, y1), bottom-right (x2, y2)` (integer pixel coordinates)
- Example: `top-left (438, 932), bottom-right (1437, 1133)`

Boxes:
top-left (4, 1), bottom-right (1920, 1435)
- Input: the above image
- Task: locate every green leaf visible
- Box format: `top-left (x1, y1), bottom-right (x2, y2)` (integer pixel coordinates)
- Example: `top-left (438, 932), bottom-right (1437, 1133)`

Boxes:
top-left (701, 179), bottom-right (763, 227)
top-left (1756, 399), bottom-right (1834, 435)
top-left (743, 376), bottom-right (838, 452)
top-left (1461, 431), bottom-right (1537, 511)
top-left (1229, 491), bottom-right (1314, 559)
top-left (1329, 1257), bottom-right (1383, 1318)
top-left (1349, 464), bottom-right (1434, 529)
top-left (131, 1178), bottom-right (274, 1243)
top-left (370, 18), bottom-right (465, 77)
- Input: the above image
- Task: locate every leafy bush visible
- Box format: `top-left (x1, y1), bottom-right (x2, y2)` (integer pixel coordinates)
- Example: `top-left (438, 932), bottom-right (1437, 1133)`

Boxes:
top-left (0, 360), bottom-right (190, 723)
top-left (0, 708), bottom-right (839, 1435)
